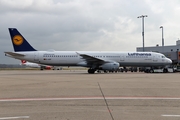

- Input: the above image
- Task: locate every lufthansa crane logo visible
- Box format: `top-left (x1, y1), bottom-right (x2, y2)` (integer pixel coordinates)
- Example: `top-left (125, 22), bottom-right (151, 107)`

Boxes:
top-left (13, 35), bottom-right (23, 45)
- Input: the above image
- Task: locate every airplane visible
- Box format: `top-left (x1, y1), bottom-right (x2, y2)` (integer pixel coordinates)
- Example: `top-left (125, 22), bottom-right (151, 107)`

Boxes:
top-left (20, 60), bottom-right (52, 70)
top-left (5, 28), bottom-right (172, 74)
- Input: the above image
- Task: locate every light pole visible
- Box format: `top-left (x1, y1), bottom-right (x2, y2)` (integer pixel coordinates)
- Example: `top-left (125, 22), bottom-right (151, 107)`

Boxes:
top-left (160, 26), bottom-right (164, 53)
top-left (137, 15), bottom-right (148, 52)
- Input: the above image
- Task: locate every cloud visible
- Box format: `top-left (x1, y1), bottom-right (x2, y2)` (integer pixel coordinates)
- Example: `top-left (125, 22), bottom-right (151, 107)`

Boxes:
top-left (0, 0), bottom-right (180, 64)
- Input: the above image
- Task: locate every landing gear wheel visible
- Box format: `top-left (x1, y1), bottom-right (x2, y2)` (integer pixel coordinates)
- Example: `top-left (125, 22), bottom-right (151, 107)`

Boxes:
top-left (150, 69), bottom-right (154, 73)
top-left (163, 68), bottom-right (168, 73)
top-left (88, 69), bottom-right (95, 74)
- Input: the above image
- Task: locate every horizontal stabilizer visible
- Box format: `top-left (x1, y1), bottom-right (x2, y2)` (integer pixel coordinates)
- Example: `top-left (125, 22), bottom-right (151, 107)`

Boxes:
top-left (4, 52), bottom-right (25, 57)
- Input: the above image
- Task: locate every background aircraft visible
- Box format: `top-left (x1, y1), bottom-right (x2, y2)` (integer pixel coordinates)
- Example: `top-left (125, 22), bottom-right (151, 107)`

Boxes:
top-left (20, 60), bottom-right (52, 70)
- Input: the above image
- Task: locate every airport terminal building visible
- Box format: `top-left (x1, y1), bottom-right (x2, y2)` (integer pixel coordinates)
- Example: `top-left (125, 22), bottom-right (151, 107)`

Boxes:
top-left (137, 40), bottom-right (180, 64)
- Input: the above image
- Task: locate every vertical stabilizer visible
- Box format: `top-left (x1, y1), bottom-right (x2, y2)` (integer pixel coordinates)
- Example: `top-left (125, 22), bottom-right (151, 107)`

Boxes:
top-left (8, 28), bottom-right (36, 52)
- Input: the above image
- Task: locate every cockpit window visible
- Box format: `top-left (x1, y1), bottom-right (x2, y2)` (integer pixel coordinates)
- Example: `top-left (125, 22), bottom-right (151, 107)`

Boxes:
top-left (161, 56), bottom-right (165, 58)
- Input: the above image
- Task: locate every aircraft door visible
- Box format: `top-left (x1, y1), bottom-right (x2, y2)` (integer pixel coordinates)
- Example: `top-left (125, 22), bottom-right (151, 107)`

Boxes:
top-left (120, 55), bottom-right (125, 62)
top-left (34, 52), bottom-right (39, 62)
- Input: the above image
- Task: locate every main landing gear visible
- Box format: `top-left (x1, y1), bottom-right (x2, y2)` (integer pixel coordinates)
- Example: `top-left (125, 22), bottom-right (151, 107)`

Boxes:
top-left (87, 68), bottom-right (119, 74)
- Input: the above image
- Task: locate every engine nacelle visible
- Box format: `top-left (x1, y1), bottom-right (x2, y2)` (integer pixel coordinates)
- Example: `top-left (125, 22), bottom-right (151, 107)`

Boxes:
top-left (99, 62), bottom-right (119, 71)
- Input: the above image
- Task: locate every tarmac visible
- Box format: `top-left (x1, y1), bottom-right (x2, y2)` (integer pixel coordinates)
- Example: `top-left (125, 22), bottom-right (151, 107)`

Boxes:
top-left (0, 70), bottom-right (180, 120)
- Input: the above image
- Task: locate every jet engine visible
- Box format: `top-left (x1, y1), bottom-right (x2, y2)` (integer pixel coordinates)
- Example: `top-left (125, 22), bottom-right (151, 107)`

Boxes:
top-left (99, 62), bottom-right (119, 71)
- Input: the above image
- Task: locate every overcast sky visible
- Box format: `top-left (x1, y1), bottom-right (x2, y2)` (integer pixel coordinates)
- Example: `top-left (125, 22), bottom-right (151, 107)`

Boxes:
top-left (1, 0), bottom-right (180, 64)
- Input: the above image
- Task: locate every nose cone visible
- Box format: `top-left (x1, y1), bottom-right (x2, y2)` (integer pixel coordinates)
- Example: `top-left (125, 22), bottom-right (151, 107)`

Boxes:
top-left (167, 58), bottom-right (172, 64)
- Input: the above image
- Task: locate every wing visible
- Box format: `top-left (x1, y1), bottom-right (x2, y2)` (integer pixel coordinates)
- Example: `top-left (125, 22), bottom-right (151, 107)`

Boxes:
top-left (77, 52), bottom-right (108, 65)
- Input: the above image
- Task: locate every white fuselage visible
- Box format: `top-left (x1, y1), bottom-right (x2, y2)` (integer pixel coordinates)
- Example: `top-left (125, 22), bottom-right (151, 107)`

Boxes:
top-left (11, 51), bottom-right (172, 67)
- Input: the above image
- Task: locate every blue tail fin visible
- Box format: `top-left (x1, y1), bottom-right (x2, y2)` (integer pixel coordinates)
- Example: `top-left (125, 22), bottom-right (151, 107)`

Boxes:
top-left (8, 28), bottom-right (36, 52)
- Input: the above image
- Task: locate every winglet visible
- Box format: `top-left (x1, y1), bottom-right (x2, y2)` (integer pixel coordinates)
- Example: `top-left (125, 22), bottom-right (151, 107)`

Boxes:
top-left (8, 28), bottom-right (36, 52)
top-left (76, 52), bottom-right (80, 55)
